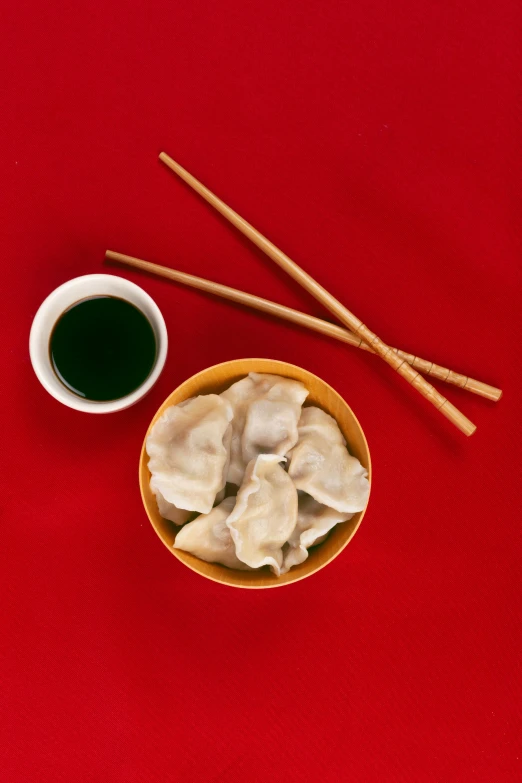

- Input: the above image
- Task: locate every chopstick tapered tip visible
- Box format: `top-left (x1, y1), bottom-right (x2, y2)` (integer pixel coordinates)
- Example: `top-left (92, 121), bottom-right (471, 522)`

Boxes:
top-left (159, 151), bottom-right (184, 176)
top-left (159, 151), bottom-right (176, 167)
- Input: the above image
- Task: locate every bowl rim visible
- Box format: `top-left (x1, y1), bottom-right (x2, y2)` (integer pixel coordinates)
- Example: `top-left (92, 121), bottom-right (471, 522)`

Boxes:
top-left (139, 358), bottom-right (371, 588)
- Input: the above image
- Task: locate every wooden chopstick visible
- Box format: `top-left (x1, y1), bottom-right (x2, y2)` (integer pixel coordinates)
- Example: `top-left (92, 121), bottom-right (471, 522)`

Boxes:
top-left (158, 152), bottom-right (477, 436)
top-left (106, 250), bottom-right (502, 403)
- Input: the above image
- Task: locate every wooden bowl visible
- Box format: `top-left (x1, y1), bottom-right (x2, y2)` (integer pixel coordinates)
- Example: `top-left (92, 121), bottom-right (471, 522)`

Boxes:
top-left (139, 359), bottom-right (371, 588)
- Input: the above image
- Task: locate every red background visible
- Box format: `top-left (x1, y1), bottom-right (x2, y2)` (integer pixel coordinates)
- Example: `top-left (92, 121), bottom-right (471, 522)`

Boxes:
top-left (1, 2), bottom-right (519, 781)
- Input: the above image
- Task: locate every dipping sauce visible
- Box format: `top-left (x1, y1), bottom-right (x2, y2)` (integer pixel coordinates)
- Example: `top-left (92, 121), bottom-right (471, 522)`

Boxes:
top-left (49, 296), bottom-right (156, 401)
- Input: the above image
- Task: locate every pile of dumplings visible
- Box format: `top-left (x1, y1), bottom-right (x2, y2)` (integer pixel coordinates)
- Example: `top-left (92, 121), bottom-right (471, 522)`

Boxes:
top-left (146, 373), bottom-right (370, 576)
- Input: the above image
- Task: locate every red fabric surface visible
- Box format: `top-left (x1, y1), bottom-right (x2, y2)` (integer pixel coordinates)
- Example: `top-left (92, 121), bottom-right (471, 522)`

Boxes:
top-left (1, 2), bottom-right (519, 781)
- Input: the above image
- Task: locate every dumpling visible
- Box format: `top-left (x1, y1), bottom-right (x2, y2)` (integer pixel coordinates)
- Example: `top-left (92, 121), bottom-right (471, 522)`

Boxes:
top-left (241, 398), bottom-right (304, 465)
top-left (288, 407), bottom-right (370, 513)
top-left (152, 487), bottom-right (193, 525)
top-left (146, 394), bottom-right (233, 514)
top-left (221, 372), bottom-right (308, 485)
top-left (226, 454), bottom-right (298, 575)
top-left (280, 494), bottom-right (353, 573)
top-left (152, 485), bottom-right (226, 524)
top-left (174, 497), bottom-right (251, 570)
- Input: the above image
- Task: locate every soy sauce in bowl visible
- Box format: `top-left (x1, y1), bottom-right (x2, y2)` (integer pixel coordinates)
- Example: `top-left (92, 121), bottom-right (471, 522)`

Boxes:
top-left (49, 296), bottom-right (157, 401)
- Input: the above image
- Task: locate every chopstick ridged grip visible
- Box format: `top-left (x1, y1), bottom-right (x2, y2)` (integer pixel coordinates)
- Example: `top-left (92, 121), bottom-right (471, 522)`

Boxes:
top-left (354, 323), bottom-right (476, 434)
top-left (158, 152), bottom-right (477, 436)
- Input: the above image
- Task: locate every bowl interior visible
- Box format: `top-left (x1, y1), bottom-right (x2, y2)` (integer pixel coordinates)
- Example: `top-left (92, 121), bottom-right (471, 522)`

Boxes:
top-left (139, 359), bottom-right (371, 588)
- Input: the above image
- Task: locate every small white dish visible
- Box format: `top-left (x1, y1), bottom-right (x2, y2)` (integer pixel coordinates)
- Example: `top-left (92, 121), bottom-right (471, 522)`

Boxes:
top-left (29, 274), bottom-right (168, 413)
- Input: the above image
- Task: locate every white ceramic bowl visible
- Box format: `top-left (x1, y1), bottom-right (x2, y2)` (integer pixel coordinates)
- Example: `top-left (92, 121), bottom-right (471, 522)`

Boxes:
top-left (29, 274), bottom-right (168, 413)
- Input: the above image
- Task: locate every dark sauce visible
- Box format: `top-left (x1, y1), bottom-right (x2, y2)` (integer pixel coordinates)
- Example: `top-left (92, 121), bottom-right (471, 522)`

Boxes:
top-left (49, 296), bottom-right (156, 401)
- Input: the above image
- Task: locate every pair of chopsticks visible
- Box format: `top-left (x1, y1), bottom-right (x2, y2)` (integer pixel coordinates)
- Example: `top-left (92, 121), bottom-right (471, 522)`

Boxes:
top-left (106, 152), bottom-right (502, 435)
top-left (106, 249), bottom-right (501, 408)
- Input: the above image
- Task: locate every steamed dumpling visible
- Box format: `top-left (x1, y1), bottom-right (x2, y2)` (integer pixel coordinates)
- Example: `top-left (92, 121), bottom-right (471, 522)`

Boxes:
top-left (146, 395), bottom-right (233, 515)
top-left (241, 398), bottom-right (304, 466)
top-left (280, 494), bottom-right (353, 574)
top-left (226, 454), bottom-right (298, 575)
top-left (221, 373), bottom-right (308, 485)
top-left (152, 485), bottom-right (225, 525)
top-left (288, 407), bottom-right (370, 513)
top-left (174, 497), bottom-right (251, 570)
top-left (153, 487), bottom-right (193, 525)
